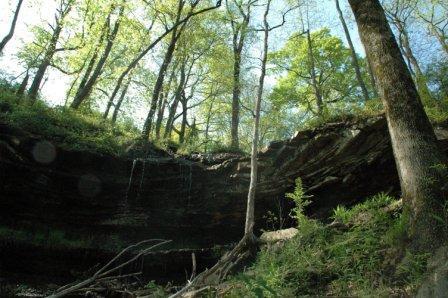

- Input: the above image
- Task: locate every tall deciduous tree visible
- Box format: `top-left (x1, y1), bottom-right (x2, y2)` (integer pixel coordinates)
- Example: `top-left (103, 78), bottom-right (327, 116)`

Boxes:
top-left (348, 0), bottom-right (448, 251)
top-left (0, 0), bottom-right (24, 53)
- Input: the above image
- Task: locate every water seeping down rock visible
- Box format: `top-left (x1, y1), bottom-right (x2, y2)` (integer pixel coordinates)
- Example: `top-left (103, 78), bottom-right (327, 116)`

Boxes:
top-left (1, 117), bottom-right (448, 286)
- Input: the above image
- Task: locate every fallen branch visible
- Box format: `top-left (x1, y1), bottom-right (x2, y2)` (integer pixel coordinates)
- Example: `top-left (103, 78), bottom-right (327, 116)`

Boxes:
top-left (47, 239), bottom-right (171, 298)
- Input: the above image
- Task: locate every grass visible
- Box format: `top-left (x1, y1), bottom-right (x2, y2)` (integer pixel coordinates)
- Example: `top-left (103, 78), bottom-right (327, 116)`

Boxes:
top-left (0, 82), bottom-right (140, 156)
top-left (224, 193), bottom-right (430, 297)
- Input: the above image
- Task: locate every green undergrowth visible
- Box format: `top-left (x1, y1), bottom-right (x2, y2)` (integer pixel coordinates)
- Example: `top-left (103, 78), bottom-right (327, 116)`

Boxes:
top-left (226, 191), bottom-right (430, 297)
top-left (0, 84), bottom-right (140, 156)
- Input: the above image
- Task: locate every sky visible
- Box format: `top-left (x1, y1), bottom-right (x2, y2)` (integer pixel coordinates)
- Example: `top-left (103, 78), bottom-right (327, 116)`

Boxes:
top-left (0, 0), bottom-right (366, 111)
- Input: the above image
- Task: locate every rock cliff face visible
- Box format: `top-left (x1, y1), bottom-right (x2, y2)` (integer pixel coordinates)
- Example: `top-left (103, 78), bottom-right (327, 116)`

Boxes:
top-left (1, 118), bottom-right (447, 284)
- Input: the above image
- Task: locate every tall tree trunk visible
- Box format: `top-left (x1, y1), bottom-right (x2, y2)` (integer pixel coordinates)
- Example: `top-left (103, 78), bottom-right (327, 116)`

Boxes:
top-left (335, 0), bottom-right (370, 101)
top-left (70, 4), bottom-right (124, 109)
top-left (228, 2), bottom-right (251, 150)
top-left (306, 29), bottom-right (323, 115)
top-left (230, 47), bottom-right (242, 149)
top-left (155, 63), bottom-right (177, 139)
top-left (155, 88), bottom-right (170, 139)
top-left (179, 96), bottom-right (188, 144)
top-left (164, 64), bottom-right (186, 139)
top-left (28, 24), bottom-right (63, 100)
top-left (348, 0), bottom-right (448, 251)
top-left (245, 0), bottom-right (272, 236)
top-left (204, 100), bottom-right (214, 153)
top-left (365, 54), bottom-right (379, 98)
top-left (0, 0), bottom-right (24, 53)
top-left (111, 78), bottom-right (131, 124)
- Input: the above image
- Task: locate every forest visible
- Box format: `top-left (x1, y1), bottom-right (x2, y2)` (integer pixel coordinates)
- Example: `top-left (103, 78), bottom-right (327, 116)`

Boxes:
top-left (0, 0), bottom-right (447, 297)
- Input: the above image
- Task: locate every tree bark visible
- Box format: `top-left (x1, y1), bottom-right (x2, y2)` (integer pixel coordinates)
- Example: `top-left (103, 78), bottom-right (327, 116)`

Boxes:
top-left (0, 0), bottom-right (24, 53)
top-left (335, 0), bottom-right (370, 101)
top-left (348, 0), bottom-right (448, 251)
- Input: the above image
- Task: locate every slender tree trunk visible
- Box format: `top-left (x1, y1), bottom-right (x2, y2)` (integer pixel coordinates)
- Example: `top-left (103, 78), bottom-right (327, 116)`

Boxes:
top-left (365, 54), bottom-right (379, 98)
top-left (245, 0), bottom-right (271, 236)
top-left (165, 63), bottom-right (186, 139)
top-left (179, 97), bottom-right (188, 144)
top-left (111, 79), bottom-right (130, 124)
top-left (155, 63), bottom-right (177, 138)
top-left (0, 0), bottom-right (24, 53)
top-left (306, 29), bottom-right (323, 115)
top-left (229, 5), bottom-right (251, 150)
top-left (28, 25), bottom-right (63, 100)
top-left (70, 5), bottom-right (124, 109)
top-left (349, 0), bottom-right (448, 251)
top-left (231, 47), bottom-right (242, 149)
top-left (335, 0), bottom-right (370, 101)
top-left (204, 100), bottom-right (213, 153)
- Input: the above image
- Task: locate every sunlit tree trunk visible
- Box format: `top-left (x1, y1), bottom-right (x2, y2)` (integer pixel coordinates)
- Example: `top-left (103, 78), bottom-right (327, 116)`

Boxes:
top-left (349, 0), bottom-right (448, 251)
